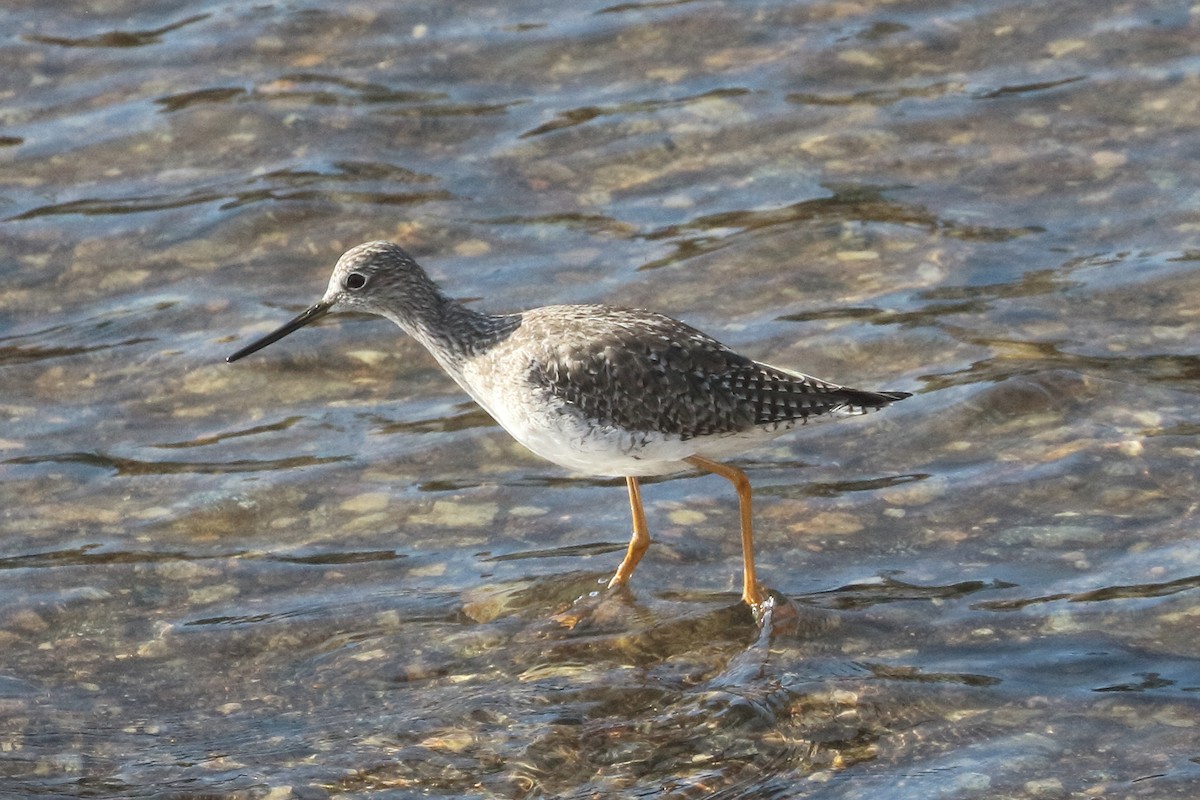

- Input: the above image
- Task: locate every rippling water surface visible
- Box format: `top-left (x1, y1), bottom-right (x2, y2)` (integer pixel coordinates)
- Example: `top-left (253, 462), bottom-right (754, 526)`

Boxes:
top-left (2, 0), bottom-right (1199, 797)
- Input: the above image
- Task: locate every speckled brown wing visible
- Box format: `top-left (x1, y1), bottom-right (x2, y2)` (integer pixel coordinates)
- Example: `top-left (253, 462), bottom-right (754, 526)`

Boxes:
top-left (728, 361), bottom-right (908, 430)
top-left (525, 307), bottom-right (907, 440)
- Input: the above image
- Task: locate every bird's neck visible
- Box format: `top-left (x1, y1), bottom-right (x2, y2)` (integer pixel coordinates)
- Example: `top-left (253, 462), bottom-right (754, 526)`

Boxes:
top-left (390, 291), bottom-right (518, 370)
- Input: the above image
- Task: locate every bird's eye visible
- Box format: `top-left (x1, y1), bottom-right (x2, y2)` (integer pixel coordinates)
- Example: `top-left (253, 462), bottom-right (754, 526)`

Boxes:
top-left (345, 272), bottom-right (368, 290)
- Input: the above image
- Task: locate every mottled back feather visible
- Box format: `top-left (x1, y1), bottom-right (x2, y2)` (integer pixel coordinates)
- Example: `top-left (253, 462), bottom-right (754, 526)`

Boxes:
top-left (524, 307), bottom-right (907, 440)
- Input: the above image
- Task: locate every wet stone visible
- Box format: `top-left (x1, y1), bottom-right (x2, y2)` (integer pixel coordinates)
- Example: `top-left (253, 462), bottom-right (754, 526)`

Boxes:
top-left (408, 500), bottom-right (499, 528)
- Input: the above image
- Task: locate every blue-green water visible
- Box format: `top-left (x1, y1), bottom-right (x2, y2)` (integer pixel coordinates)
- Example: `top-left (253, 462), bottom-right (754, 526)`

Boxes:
top-left (2, 1), bottom-right (1199, 797)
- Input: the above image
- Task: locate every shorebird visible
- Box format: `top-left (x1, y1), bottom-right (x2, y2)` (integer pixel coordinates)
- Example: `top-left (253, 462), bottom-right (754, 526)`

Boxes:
top-left (227, 241), bottom-right (909, 619)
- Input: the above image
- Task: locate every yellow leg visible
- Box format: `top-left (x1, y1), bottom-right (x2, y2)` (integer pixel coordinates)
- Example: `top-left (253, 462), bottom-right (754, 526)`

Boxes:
top-left (685, 455), bottom-right (764, 609)
top-left (608, 477), bottom-right (650, 589)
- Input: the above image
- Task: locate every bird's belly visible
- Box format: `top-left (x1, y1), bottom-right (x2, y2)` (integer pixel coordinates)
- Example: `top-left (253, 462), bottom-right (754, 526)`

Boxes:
top-left (455, 361), bottom-right (798, 477)
top-left (489, 398), bottom-right (801, 478)
top-left (492, 394), bottom-right (700, 477)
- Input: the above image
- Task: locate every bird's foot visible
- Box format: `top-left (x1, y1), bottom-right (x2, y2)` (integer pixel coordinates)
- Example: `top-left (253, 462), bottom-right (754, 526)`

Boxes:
top-left (743, 582), bottom-right (767, 625)
top-left (550, 579), bottom-right (635, 630)
top-left (749, 590), bottom-right (799, 635)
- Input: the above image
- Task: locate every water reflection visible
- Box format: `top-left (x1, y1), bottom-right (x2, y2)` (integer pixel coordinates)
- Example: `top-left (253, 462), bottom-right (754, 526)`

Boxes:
top-left (639, 186), bottom-right (1044, 271)
top-left (521, 87), bottom-right (753, 138)
top-left (22, 14), bottom-right (210, 49)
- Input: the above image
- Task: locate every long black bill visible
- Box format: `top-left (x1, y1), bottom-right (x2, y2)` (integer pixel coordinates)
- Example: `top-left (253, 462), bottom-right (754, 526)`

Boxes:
top-left (226, 301), bottom-right (333, 363)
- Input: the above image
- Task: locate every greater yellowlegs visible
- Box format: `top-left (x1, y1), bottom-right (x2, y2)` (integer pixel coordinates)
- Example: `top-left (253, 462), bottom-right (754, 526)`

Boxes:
top-left (227, 241), bottom-right (909, 617)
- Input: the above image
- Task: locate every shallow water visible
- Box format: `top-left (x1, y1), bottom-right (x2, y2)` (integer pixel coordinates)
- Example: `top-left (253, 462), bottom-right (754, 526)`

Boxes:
top-left (2, 0), bottom-right (1199, 797)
